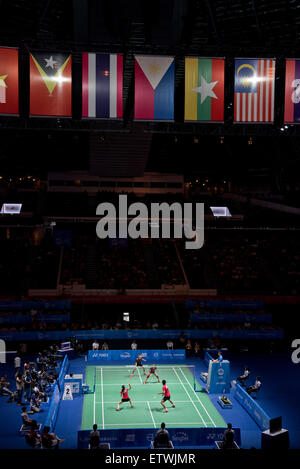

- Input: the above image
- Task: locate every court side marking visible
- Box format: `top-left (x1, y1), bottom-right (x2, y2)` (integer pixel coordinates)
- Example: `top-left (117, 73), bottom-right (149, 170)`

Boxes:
top-left (101, 368), bottom-right (105, 429)
top-left (179, 367), bottom-right (216, 427)
top-left (172, 367), bottom-right (206, 427)
top-left (147, 401), bottom-right (156, 428)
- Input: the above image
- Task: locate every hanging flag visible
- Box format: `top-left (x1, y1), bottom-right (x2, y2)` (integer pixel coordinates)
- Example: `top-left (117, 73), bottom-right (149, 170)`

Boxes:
top-left (185, 57), bottom-right (224, 122)
top-left (234, 58), bottom-right (275, 123)
top-left (134, 55), bottom-right (174, 120)
top-left (30, 52), bottom-right (72, 117)
top-left (82, 53), bottom-right (123, 119)
top-left (0, 47), bottom-right (19, 115)
top-left (284, 59), bottom-right (300, 123)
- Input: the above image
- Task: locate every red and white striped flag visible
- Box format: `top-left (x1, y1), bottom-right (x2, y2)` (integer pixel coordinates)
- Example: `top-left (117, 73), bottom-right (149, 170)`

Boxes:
top-left (234, 59), bottom-right (275, 123)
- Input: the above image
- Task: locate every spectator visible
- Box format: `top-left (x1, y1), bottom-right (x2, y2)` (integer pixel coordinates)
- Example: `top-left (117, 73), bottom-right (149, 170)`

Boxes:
top-left (23, 370), bottom-right (32, 402)
top-left (41, 425), bottom-right (64, 449)
top-left (131, 340), bottom-right (137, 351)
top-left (152, 321), bottom-right (159, 330)
top-left (89, 424), bottom-right (100, 449)
top-left (21, 407), bottom-right (35, 428)
top-left (92, 340), bottom-right (99, 350)
top-left (185, 340), bottom-right (192, 358)
top-left (247, 376), bottom-right (261, 396)
top-left (194, 342), bottom-right (200, 357)
top-left (154, 422), bottom-right (171, 448)
top-left (33, 386), bottom-right (47, 402)
top-left (166, 340), bottom-right (174, 350)
top-left (30, 393), bottom-right (41, 413)
top-left (237, 367), bottom-right (250, 386)
top-left (179, 331), bottom-right (186, 347)
top-left (222, 423), bottom-right (235, 449)
top-left (101, 342), bottom-right (109, 350)
top-left (0, 374), bottom-right (14, 397)
top-left (25, 420), bottom-right (41, 448)
top-left (14, 355), bottom-right (21, 375)
top-left (15, 373), bottom-right (24, 405)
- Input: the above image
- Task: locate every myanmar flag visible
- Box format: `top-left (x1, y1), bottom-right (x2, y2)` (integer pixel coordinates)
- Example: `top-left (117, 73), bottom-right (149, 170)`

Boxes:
top-left (185, 57), bottom-right (224, 122)
top-left (0, 47), bottom-right (19, 115)
top-left (30, 52), bottom-right (72, 117)
top-left (134, 55), bottom-right (174, 120)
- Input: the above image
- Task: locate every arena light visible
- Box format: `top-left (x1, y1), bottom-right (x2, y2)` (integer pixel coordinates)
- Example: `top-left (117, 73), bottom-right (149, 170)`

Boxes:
top-left (210, 206), bottom-right (231, 217)
top-left (0, 203), bottom-right (22, 214)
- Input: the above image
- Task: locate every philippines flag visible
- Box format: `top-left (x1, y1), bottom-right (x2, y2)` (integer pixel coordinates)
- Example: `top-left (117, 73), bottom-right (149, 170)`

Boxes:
top-left (234, 58), bottom-right (275, 123)
top-left (82, 53), bottom-right (123, 119)
top-left (134, 55), bottom-right (174, 120)
top-left (284, 59), bottom-right (300, 123)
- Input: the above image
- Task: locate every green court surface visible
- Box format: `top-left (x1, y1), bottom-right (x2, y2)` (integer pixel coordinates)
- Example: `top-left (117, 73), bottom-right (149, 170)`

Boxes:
top-left (81, 365), bottom-right (226, 430)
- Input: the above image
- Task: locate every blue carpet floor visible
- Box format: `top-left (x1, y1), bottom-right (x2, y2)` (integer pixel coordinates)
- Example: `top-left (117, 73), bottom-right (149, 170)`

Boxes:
top-left (0, 351), bottom-right (299, 449)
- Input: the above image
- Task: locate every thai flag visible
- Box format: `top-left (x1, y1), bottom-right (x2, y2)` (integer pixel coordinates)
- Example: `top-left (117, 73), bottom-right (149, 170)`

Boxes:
top-left (82, 53), bottom-right (123, 119)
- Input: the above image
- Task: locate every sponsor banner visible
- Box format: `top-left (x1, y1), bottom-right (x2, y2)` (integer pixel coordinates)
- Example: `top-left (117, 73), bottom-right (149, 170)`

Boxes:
top-left (190, 313), bottom-right (272, 324)
top-left (186, 300), bottom-right (264, 310)
top-left (0, 300), bottom-right (71, 311)
top-left (44, 356), bottom-right (69, 432)
top-left (77, 427), bottom-right (241, 449)
top-left (0, 329), bottom-right (284, 342)
top-left (0, 313), bottom-right (69, 325)
top-left (234, 383), bottom-right (270, 431)
top-left (88, 349), bottom-right (186, 362)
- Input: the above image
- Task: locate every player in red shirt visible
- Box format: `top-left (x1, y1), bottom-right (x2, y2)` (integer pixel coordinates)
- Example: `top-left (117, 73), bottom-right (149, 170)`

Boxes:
top-left (116, 383), bottom-right (134, 411)
top-left (158, 379), bottom-right (176, 413)
top-left (144, 364), bottom-right (160, 384)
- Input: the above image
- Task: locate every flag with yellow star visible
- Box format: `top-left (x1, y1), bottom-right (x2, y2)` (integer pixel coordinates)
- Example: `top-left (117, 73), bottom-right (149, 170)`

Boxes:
top-left (134, 55), bottom-right (174, 120)
top-left (0, 47), bottom-right (19, 115)
top-left (185, 57), bottom-right (224, 122)
top-left (29, 52), bottom-right (72, 117)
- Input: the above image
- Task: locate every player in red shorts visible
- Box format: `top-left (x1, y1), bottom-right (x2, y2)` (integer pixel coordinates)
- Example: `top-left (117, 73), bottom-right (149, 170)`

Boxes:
top-left (116, 383), bottom-right (134, 411)
top-left (158, 379), bottom-right (176, 413)
top-left (144, 364), bottom-right (160, 384)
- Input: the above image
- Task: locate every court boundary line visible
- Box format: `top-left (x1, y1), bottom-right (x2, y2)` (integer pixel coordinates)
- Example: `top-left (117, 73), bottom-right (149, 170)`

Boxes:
top-left (90, 365), bottom-right (220, 431)
top-left (172, 367), bottom-right (206, 427)
top-left (101, 367), bottom-right (104, 429)
top-left (179, 367), bottom-right (216, 428)
top-left (137, 367), bottom-right (143, 384)
top-left (93, 382), bottom-right (96, 425)
top-left (95, 400), bottom-right (210, 404)
top-left (94, 382), bottom-right (187, 386)
top-left (147, 401), bottom-right (156, 428)
top-left (91, 422), bottom-right (212, 427)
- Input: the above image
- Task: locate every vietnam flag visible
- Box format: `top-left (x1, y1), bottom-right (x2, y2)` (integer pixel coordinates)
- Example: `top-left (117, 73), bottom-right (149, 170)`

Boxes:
top-left (0, 47), bottom-right (19, 115)
top-left (185, 57), bottom-right (224, 122)
top-left (30, 52), bottom-right (72, 117)
top-left (134, 55), bottom-right (174, 120)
